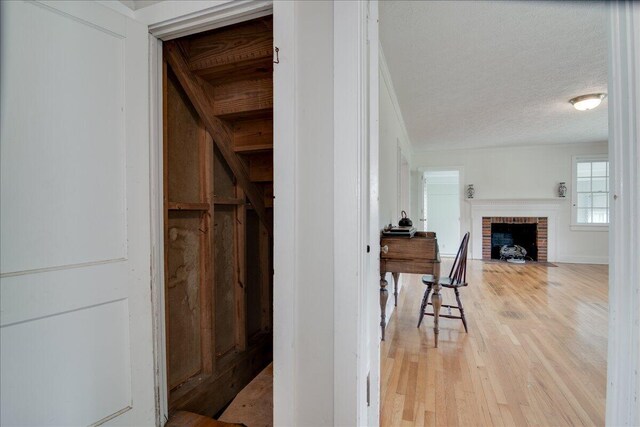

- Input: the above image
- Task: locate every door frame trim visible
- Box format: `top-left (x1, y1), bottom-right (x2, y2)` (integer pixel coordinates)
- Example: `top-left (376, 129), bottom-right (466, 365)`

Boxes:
top-left (271, 2), bottom-right (296, 425)
top-left (139, 0), bottom-right (272, 40)
top-left (606, 2), bottom-right (640, 425)
top-left (333, 1), bottom-right (377, 424)
top-left (148, 33), bottom-right (167, 425)
top-left (144, 2), bottom-right (300, 425)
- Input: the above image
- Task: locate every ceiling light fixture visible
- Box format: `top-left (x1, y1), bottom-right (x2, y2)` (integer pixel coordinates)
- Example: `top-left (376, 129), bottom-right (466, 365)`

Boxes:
top-left (569, 93), bottom-right (607, 111)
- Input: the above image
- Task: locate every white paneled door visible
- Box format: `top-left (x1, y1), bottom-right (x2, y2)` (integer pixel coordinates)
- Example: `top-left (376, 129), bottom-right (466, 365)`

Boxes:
top-left (0, 1), bottom-right (156, 425)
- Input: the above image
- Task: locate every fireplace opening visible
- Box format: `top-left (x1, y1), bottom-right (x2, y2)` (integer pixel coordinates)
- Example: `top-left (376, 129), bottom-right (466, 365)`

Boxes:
top-left (490, 223), bottom-right (538, 261)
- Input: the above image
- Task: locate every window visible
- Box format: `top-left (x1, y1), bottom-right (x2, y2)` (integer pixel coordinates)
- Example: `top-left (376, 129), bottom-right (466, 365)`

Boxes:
top-left (572, 155), bottom-right (609, 228)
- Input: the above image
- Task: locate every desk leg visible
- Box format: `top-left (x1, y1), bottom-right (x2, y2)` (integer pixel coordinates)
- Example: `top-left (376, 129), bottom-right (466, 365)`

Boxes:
top-left (431, 265), bottom-right (442, 348)
top-left (392, 272), bottom-right (400, 307)
top-left (380, 272), bottom-right (388, 341)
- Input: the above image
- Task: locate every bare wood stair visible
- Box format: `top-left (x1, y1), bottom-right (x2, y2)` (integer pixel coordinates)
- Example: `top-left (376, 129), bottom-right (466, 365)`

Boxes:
top-left (166, 15), bottom-right (275, 228)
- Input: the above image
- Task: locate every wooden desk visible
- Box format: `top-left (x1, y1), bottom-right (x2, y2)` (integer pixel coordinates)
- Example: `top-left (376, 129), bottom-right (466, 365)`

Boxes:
top-left (380, 231), bottom-right (442, 346)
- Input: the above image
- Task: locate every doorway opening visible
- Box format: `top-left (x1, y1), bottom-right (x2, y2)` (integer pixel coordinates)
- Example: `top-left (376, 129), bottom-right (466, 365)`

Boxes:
top-left (162, 16), bottom-right (274, 425)
top-left (423, 170), bottom-right (460, 256)
top-left (379, 2), bottom-right (613, 425)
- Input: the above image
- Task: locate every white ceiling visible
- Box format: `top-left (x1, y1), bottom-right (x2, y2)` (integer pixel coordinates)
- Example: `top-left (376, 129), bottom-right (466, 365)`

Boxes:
top-left (118, 0), bottom-right (163, 11)
top-left (380, 1), bottom-right (608, 151)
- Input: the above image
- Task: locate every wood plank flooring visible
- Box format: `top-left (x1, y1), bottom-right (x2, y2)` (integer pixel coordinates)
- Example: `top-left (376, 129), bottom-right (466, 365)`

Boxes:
top-left (166, 411), bottom-right (243, 427)
top-left (380, 260), bottom-right (608, 427)
top-left (219, 363), bottom-right (273, 427)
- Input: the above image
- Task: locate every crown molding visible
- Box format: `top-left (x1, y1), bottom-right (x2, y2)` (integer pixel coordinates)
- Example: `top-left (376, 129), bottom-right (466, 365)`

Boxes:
top-left (466, 198), bottom-right (564, 207)
top-left (412, 139), bottom-right (609, 155)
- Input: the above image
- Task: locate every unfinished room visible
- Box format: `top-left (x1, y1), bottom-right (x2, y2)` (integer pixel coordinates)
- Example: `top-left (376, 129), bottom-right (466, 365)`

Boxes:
top-left (377, 1), bottom-right (610, 426)
top-left (163, 16), bottom-right (274, 426)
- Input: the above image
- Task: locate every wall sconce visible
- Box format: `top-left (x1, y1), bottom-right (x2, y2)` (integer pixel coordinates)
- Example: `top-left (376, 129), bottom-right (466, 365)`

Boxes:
top-left (558, 182), bottom-right (567, 198)
top-left (466, 184), bottom-right (475, 199)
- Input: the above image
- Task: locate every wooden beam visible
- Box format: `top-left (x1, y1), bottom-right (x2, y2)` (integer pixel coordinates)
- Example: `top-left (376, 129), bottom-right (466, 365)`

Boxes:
top-left (200, 130), bottom-right (214, 376)
top-left (259, 222), bottom-right (271, 332)
top-left (211, 78), bottom-right (273, 119)
top-left (234, 118), bottom-right (273, 153)
top-left (263, 183), bottom-right (273, 208)
top-left (164, 41), bottom-right (272, 235)
top-left (235, 186), bottom-right (247, 352)
top-left (167, 202), bottom-right (210, 211)
top-left (162, 58), bottom-right (172, 389)
top-left (213, 196), bottom-right (245, 205)
top-left (187, 17), bottom-right (273, 82)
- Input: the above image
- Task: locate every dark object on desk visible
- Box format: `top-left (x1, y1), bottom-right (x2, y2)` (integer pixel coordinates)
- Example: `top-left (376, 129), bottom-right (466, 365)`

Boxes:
top-left (382, 225), bottom-right (417, 238)
top-left (380, 231), bottom-right (440, 345)
top-left (419, 231), bottom-right (470, 333)
top-left (398, 210), bottom-right (413, 227)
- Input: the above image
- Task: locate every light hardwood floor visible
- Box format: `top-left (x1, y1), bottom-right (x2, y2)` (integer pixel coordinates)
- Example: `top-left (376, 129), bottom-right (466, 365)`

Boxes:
top-left (380, 260), bottom-right (608, 427)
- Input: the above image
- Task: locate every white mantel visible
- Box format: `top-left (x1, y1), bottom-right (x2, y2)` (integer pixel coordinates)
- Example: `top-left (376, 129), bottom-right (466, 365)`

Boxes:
top-left (467, 198), bottom-right (565, 261)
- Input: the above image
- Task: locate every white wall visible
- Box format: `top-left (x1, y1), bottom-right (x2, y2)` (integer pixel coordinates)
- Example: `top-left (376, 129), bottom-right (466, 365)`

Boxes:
top-left (297, 4), bottom-right (378, 423)
top-left (410, 170), bottom-right (423, 229)
top-left (379, 48), bottom-right (414, 318)
top-left (413, 141), bottom-right (609, 264)
top-left (293, 2), bottom-right (335, 424)
top-left (379, 49), bottom-right (413, 229)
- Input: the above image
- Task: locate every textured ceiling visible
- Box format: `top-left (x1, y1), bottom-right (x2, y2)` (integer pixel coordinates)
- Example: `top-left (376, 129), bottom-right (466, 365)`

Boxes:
top-left (380, 1), bottom-right (608, 151)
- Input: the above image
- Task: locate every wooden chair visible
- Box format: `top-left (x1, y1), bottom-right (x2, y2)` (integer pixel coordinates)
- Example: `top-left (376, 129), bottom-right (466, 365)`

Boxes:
top-left (417, 232), bottom-right (470, 332)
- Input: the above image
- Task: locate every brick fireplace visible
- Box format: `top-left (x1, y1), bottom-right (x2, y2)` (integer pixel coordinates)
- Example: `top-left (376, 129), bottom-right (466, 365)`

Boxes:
top-left (482, 217), bottom-right (548, 262)
top-left (469, 199), bottom-right (560, 261)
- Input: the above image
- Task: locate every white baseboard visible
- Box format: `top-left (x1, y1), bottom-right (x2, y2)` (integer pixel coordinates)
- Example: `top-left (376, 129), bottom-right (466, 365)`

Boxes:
top-left (556, 255), bottom-right (609, 265)
top-left (472, 255), bottom-right (608, 265)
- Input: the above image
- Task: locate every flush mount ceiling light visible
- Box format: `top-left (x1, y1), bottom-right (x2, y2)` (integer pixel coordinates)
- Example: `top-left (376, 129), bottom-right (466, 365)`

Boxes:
top-left (569, 93), bottom-right (607, 111)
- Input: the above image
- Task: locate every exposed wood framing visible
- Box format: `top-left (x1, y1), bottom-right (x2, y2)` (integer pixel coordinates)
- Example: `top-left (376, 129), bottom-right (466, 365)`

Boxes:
top-left (213, 197), bottom-right (245, 205)
top-left (167, 202), bottom-right (210, 211)
top-left (233, 118), bottom-right (273, 153)
top-left (162, 59), bottom-right (172, 388)
top-left (199, 130), bottom-right (214, 375)
top-left (259, 222), bottom-right (271, 332)
top-left (248, 152), bottom-right (273, 182)
top-left (235, 187), bottom-right (247, 352)
top-left (163, 17), bottom-right (274, 419)
top-left (211, 78), bottom-right (272, 118)
top-left (187, 16), bottom-right (273, 82)
top-left (168, 334), bottom-right (272, 417)
top-left (164, 41), bottom-right (272, 235)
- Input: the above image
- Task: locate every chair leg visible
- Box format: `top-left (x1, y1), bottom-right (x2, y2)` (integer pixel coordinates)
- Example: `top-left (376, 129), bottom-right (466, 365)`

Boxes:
top-left (454, 288), bottom-right (468, 333)
top-left (417, 285), bottom-right (432, 328)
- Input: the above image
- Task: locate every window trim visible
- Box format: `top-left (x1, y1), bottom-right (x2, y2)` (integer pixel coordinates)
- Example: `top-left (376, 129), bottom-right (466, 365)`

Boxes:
top-left (571, 154), bottom-right (609, 231)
